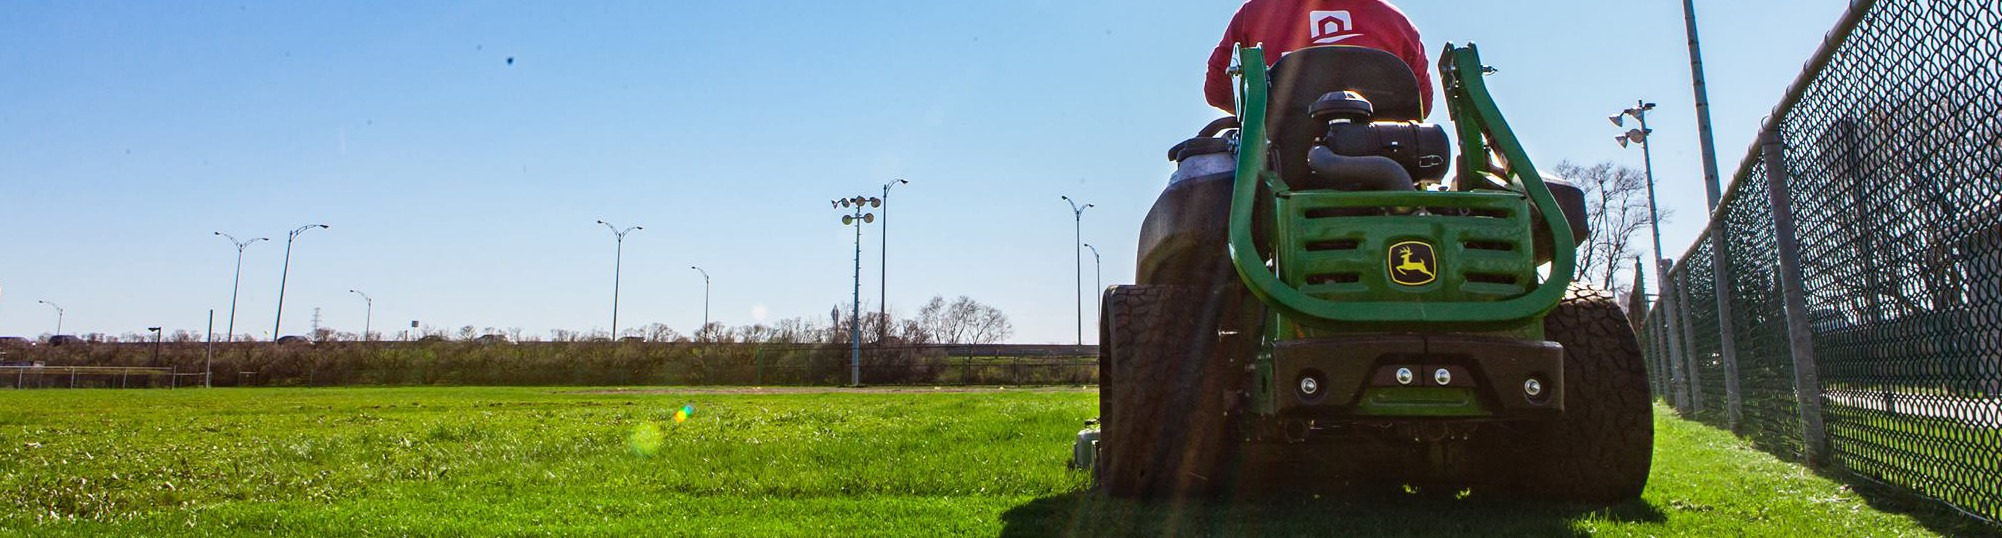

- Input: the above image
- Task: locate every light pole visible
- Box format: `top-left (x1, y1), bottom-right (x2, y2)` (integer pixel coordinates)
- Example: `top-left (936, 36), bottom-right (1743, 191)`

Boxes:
top-left (147, 327), bottom-right (162, 367)
top-left (1083, 243), bottom-right (1103, 345)
top-left (834, 194), bottom-right (880, 386)
top-left (879, 178), bottom-right (908, 340)
top-left (215, 232), bottom-right (268, 342)
top-left (1062, 196), bottom-right (1093, 346)
top-left (36, 300), bottom-right (63, 336)
top-left (688, 266), bottom-right (710, 333)
top-left (597, 220), bottom-right (643, 339)
top-left (273, 224), bottom-right (330, 339)
top-left (1082, 243), bottom-right (1103, 298)
top-left (348, 289), bottom-right (373, 341)
top-left (1682, 0), bottom-right (1726, 209)
top-left (1612, 102), bottom-right (1664, 289)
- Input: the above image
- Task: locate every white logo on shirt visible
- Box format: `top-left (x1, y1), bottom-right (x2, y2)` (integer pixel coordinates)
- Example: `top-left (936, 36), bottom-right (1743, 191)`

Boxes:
top-left (1309, 10), bottom-right (1364, 44)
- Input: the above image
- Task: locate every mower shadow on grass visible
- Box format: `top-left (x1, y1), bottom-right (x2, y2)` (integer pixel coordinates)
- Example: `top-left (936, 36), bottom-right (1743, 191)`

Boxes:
top-left (999, 487), bottom-right (1665, 538)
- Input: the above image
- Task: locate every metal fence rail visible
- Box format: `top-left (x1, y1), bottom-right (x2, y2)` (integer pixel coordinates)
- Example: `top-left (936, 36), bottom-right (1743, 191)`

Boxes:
top-left (1641, 0), bottom-right (2002, 526)
top-left (2, 366), bottom-right (176, 389)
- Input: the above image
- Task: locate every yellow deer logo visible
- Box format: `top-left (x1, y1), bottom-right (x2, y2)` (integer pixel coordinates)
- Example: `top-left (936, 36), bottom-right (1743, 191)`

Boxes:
top-left (1388, 241), bottom-right (1437, 286)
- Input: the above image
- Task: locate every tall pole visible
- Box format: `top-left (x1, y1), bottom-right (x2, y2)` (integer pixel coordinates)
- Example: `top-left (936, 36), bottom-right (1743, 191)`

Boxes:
top-left (1062, 196), bottom-right (1093, 346)
top-left (597, 220), bottom-right (643, 339)
top-left (348, 289), bottom-right (373, 341)
top-left (35, 300), bottom-right (63, 336)
top-left (204, 310), bottom-right (214, 388)
top-left (833, 195), bottom-right (880, 386)
top-left (689, 266), bottom-right (710, 332)
top-left (879, 178), bottom-right (907, 340)
top-left (1613, 103), bottom-right (1664, 292)
top-left (148, 327), bottom-right (162, 367)
top-left (1083, 243), bottom-right (1103, 297)
top-left (1684, 0), bottom-right (1743, 432)
top-left (273, 224), bottom-right (330, 338)
top-left (1084, 243), bottom-right (1103, 345)
top-left (215, 233), bottom-right (268, 342)
top-left (1682, 0), bottom-right (1725, 209)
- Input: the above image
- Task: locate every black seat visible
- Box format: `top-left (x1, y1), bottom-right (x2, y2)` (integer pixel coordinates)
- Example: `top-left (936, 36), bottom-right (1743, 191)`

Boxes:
top-left (1265, 46), bottom-right (1425, 189)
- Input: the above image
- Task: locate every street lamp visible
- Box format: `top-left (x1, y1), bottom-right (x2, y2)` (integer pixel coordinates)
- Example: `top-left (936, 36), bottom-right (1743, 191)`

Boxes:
top-left (348, 289), bottom-right (373, 341)
top-left (596, 220), bottom-right (643, 339)
top-left (1062, 196), bottom-right (1094, 346)
top-left (1083, 243), bottom-right (1103, 345)
top-left (215, 232), bottom-right (268, 342)
top-left (147, 327), bottom-right (162, 367)
top-left (1612, 101), bottom-right (1667, 294)
top-left (833, 194), bottom-right (881, 386)
top-left (36, 300), bottom-right (64, 336)
top-left (1082, 243), bottom-right (1103, 298)
top-left (879, 178), bottom-right (908, 340)
top-left (273, 224), bottom-right (330, 338)
top-left (688, 266), bottom-right (710, 333)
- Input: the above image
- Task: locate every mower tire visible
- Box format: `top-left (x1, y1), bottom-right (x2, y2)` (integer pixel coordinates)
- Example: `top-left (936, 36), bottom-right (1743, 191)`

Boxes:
top-left (1098, 285), bottom-right (1237, 498)
top-left (1488, 283), bottom-right (1653, 503)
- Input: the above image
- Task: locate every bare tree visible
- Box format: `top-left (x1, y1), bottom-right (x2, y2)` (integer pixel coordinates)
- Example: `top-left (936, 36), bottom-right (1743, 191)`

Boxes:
top-left (1552, 161), bottom-right (1663, 296)
top-left (912, 295), bottom-right (1014, 345)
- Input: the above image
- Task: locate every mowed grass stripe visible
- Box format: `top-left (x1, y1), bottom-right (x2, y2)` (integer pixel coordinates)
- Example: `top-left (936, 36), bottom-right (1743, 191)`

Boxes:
top-left (0, 388), bottom-right (1955, 536)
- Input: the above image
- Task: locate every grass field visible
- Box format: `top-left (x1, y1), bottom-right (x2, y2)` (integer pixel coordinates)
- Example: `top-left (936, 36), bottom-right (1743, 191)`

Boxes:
top-left (0, 387), bottom-right (1972, 536)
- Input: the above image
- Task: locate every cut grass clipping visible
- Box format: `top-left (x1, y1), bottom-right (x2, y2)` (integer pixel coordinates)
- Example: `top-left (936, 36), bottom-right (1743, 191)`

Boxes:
top-left (0, 388), bottom-right (1957, 536)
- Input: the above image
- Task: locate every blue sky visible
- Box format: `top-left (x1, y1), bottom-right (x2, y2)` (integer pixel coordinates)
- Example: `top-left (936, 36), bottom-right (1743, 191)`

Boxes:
top-left (0, 1), bottom-right (1851, 343)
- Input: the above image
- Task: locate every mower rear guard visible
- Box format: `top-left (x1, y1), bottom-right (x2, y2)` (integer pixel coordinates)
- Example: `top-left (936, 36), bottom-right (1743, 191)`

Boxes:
top-left (1226, 43), bottom-right (1576, 329)
top-left (1270, 334), bottom-right (1563, 420)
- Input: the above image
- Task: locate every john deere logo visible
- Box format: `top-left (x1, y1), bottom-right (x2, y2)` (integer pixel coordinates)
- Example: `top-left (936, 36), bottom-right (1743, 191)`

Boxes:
top-left (1388, 241), bottom-right (1437, 286)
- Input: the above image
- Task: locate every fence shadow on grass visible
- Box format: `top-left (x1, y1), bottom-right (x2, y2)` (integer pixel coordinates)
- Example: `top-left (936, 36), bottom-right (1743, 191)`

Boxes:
top-left (1000, 488), bottom-right (1663, 538)
top-left (1825, 471), bottom-right (2002, 538)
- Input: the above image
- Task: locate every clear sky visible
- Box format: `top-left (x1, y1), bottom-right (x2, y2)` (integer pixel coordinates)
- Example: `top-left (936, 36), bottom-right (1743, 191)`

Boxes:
top-left (0, 1), bottom-right (1852, 343)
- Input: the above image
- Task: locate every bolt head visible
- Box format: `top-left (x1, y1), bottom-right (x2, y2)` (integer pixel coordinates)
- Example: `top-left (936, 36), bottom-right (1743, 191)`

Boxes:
top-left (1434, 368), bottom-right (1452, 386)
top-left (1395, 368), bottom-right (1414, 385)
top-left (1299, 376), bottom-right (1320, 395)
top-left (1524, 378), bottom-right (1544, 398)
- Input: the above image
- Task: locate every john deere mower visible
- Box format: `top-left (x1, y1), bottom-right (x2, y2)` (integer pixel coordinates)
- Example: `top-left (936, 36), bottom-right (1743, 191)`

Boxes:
top-left (1080, 44), bottom-right (1652, 501)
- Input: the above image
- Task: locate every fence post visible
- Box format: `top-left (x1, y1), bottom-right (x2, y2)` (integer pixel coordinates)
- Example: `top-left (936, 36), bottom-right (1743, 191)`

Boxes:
top-left (1761, 125), bottom-right (1828, 466)
top-left (1661, 260), bottom-right (1691, 412)
top-left (1710, 224), bottom-right (1745, 433)
top-left (1675, 267), bottom-right (1707, 414)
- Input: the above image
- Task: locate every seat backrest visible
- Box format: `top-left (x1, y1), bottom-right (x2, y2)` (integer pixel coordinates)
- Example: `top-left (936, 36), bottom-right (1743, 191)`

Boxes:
top-left (1266, 46), bottom-right (1425, 188)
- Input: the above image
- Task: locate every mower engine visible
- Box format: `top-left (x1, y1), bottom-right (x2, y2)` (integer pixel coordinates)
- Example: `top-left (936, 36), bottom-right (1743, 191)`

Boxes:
top-left (1304, 91), bottom-right (1451, 191)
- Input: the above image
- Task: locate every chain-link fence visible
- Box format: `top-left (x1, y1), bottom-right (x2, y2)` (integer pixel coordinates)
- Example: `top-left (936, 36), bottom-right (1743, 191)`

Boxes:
top-left (1642, 0), bottom-right (2002, 527)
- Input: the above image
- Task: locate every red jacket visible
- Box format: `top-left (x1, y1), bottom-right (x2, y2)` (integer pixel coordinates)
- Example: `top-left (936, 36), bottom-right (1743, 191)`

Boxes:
top-left (1205, 0), bottom-right (1432, 116)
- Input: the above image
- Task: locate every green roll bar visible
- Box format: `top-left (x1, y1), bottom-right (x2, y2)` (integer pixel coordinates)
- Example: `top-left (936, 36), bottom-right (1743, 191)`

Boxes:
top-left (1225, 43), bottom-right (1576, 324)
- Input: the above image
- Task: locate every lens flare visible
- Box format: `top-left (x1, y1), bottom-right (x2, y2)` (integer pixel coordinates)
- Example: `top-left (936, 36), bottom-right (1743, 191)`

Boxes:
top-left (628, 422), bottom-right (664, 457)
top-left (674, 404), bottom-right (694, 423)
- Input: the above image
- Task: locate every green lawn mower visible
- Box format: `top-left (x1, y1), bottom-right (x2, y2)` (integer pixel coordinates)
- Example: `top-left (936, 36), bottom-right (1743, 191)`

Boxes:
top-left (1079, 43), bottom-right (1652, 501)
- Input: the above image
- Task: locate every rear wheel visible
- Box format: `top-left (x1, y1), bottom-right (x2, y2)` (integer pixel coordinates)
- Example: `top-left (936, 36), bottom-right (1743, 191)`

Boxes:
top-left (1098, 285), bottom-right (1238, 498)
top-left (1487, 283), bottom-right (1653, 502)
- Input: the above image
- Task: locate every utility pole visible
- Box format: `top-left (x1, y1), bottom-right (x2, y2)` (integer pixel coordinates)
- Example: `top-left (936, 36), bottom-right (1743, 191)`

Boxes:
top-left (273, 224), bottom-right (331, 338)
top-left (1061, 196), bottom-right (1093, 346)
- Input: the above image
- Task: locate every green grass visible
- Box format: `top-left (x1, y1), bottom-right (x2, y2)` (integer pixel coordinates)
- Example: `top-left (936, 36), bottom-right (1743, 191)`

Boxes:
top-left (0, 387), bottom-right (1969, 536)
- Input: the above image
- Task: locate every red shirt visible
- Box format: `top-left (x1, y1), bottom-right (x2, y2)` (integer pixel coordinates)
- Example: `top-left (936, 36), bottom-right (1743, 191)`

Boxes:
top-left (1205, 0), bottom-right (1432, 116)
